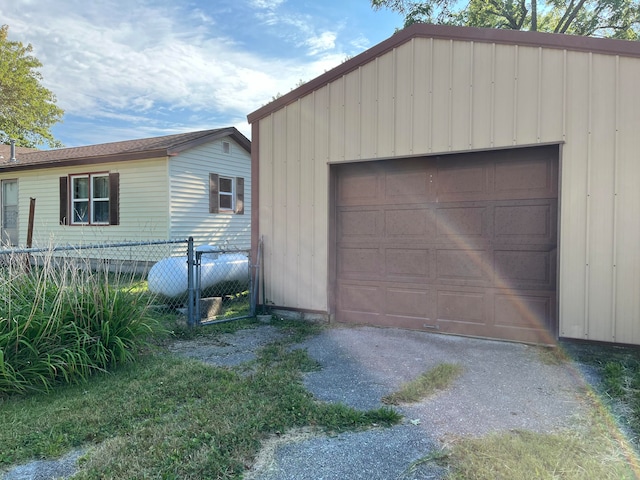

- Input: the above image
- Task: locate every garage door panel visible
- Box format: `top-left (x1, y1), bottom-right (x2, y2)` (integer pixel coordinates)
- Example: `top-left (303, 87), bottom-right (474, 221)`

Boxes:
top-left (384, 207), bottom-right (434, 238)
top-left (337, 171), bottom-right (381, 206)
top-left (494, 291), bottom-right (554, 330)
top-left (437, 290), bottom-right (487, 323)
top-left (337, 283), bottom-right (381, 314)
top-left (494, 249), bottom-right (555, 288)
top-left (436, 249), bottom-right (492, 285)
top-left (436, 162), bottom-right (489, 201)
top-left (494, 157), bottom-right (556, 198)
top-left (436, 205), bottom-right (487, 238)
top-left (494, 201), bottom-right (556, 243)
top-left (338, 247), bottom-right (381, 276)
top-left (385, 247), bottom-right (431, 279)
top-left (384, 170), bottom-right (430, 202)
top-left (386, 287), bottom-right (434, 320)
top-left (338, 209), bottom-right (380, 237)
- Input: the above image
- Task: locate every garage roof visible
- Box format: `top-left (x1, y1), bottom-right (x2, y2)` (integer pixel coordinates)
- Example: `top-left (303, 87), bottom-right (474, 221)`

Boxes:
top-left (248, 23), bottom-right (640, 124)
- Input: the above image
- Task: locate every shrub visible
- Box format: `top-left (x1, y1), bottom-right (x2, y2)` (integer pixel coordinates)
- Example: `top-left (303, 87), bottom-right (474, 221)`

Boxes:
top-left (0, 252), bottom-right (163, 396)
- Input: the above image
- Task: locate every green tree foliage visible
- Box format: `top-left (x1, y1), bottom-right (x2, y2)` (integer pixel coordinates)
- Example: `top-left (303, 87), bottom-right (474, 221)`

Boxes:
top-left (0, 25), bottom-right (64, 148)
top-left (371, 0), bottom-right (640, 39)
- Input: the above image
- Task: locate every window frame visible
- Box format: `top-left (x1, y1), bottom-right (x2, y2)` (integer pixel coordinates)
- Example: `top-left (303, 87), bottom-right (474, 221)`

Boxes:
top-left (209, 173), bottom-right (244, 215)
top-left (60, 172), bottom-right (119, 226)
top-left (218, 176), bottom-right (235, 212)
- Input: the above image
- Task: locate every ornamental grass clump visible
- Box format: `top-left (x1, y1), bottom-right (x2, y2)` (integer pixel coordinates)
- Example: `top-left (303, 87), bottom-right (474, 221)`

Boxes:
top-left (0, 252), bottom-right (162, 396)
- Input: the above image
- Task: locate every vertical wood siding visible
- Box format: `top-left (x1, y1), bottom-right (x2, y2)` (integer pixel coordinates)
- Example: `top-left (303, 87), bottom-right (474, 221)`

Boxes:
top-left (257, 36), bottom-right (640, 344)
top-left (0, 159), bottom-right (171, 248)
top-left (169, 138), bottom-right (251, 250)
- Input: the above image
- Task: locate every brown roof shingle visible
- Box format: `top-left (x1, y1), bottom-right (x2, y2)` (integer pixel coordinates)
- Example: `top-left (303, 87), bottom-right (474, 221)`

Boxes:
top-left (0, 127), bottom-right (250, 171)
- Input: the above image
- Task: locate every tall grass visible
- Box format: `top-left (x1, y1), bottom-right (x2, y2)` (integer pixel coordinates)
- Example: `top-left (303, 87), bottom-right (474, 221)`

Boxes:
top-left (0, 252), bottom-right (163, 396)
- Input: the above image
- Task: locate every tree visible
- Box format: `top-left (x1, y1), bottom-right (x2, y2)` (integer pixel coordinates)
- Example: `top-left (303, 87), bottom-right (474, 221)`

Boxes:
top-left (371, 0), bottom-right (640, 39)
top-left (0, 25), bottom-right (64, 148)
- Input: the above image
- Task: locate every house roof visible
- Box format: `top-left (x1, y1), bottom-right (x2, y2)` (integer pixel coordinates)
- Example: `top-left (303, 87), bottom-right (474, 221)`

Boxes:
top-left (248, 23), bottom-right (640, 124)
top-left (0, 145), bottom-right (38, 160)
top-left (0, 127), bottom-right (251, 172)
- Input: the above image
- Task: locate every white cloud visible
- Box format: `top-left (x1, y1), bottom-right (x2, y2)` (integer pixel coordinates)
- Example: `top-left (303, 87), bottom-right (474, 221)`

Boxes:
top-left (306, 31), bottom-right (337, 55)
top-left (3, 1), bottom-right (321, 120)
top-left (2, 0), bottom-right (381, 145)
top-left (250, 0), bottom-right (285, 8)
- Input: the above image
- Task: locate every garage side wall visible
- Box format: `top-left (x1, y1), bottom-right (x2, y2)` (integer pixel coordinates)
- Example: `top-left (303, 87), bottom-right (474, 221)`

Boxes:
top-left (256, 36), bottom-right (640, 344)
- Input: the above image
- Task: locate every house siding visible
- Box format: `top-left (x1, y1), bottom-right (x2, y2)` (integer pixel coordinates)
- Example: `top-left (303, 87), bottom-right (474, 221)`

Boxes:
top-left (0, 158), bottom-right (171, 248)
top-left (169, 138), bottom-right (251, 250)
top-left (255, 33), bottom-right (640, 344)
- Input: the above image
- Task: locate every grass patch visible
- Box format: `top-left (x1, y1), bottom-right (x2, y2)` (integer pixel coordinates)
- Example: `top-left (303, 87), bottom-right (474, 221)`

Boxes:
top-left (562, 340), bottom-right (640, 449)
top-left (1, 319), bottom-right (399, 479)
top-left (0, 253), bottom-right (165, 396)
top-left (536, 345), bottom-right (570, 365)
top-left (440, 392), bottom-right (638, 479)
top-left (382, 363), bottom-right (463, 405)
top-left (430, 344), bottom-right (640, 479)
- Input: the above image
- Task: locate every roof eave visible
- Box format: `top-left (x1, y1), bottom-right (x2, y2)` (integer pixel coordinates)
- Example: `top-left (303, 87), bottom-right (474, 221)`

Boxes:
top-left (0, 149), bottom-right (170, 172)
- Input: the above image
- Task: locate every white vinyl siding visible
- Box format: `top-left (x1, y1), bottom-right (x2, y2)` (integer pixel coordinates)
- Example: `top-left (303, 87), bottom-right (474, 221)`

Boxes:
top-left (255, 34), bottom-right (640, 344)
top-left (0, 158), bottom-right (170, 247)
top-left (169, 138), bottom-right (251, 250)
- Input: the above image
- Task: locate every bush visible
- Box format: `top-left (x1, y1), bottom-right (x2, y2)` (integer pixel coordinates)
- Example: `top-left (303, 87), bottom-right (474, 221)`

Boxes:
top-left (0, 252), bottom-right (163, 396)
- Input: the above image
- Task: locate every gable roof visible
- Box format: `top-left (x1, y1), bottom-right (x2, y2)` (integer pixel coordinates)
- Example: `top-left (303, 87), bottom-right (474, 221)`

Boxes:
top-left (248, 23), bottom-right (640, 124)
top-left (0, 127), bottom-right (251, 172)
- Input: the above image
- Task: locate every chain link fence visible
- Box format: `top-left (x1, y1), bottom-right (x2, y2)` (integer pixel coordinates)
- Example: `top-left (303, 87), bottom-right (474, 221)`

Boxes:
top-left (0, 238), bottom-right (256, 327)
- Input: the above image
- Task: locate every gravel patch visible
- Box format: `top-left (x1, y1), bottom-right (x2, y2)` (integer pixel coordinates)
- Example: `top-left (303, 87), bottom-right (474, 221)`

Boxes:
top-left (300, 326), bottom-right (588, 438)
top-left (1, 449), bottom-right (85, 480)
top-left (247, 425), bottom-right (445, 480)
top-left (165, 325), bottom-right (286, 367)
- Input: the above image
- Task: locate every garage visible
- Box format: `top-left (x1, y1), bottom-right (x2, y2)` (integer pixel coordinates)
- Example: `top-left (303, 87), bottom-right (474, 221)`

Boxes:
top-left (248, 24), bottom-right (640, 345)
top-left (333, 146), bottom-right (558, 343)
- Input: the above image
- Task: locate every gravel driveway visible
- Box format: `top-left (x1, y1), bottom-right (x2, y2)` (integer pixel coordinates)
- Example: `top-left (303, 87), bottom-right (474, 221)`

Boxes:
top-left (245, 324), bottom-right (590, 480)
top-left (2, 322), bottom-right (592, 480)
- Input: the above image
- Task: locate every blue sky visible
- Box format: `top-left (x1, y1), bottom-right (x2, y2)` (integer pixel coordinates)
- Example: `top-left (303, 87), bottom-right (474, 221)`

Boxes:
top-left (2, 0), bottom-right (404, 148)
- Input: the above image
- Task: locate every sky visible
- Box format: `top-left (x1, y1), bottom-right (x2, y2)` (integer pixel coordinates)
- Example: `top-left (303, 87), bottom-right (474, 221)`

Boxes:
top-left (1, 0), bottom-right (404, 148)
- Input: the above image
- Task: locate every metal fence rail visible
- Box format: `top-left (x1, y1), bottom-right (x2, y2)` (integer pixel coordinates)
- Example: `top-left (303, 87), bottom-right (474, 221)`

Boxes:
top-left (0, 237), bottom-right (256, 327)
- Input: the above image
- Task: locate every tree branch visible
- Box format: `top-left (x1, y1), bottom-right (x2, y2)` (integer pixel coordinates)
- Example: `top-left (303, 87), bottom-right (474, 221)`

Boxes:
top-left (557, 0), bottom-right (589, 33)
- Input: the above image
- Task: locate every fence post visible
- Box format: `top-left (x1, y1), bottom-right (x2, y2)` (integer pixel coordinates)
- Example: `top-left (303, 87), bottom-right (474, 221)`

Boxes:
top-left (187, 237), bottom-right (195, 328)
top-left (195, 249), bottom-right (202, 323)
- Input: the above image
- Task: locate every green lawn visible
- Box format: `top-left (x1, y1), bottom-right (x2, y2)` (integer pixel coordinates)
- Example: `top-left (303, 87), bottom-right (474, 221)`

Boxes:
top-left (0, 318), bottom-right (399, 479)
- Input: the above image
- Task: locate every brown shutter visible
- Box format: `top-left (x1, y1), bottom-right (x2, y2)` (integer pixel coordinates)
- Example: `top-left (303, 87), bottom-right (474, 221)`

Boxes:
top-left (209, 173), bottom-right (219, 213)
top-left (235, 177), bottom-right (244, 215)
top-left (59, 176), bottom-right (68, 225)
top-left (109, 173), bottom-right (119, 225)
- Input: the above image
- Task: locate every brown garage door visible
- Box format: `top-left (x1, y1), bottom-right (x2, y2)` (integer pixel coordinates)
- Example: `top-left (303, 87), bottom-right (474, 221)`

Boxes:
top-left (334, 146), bottom-right (558, 344)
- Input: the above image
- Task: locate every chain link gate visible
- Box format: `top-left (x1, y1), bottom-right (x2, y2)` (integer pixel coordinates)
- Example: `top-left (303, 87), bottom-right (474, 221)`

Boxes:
top-left (189, 240), bottom-right (254, 326)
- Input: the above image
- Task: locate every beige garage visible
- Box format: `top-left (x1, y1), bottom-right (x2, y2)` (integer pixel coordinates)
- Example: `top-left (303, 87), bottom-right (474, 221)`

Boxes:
top-left (248, 24), bottom-right (640, 345)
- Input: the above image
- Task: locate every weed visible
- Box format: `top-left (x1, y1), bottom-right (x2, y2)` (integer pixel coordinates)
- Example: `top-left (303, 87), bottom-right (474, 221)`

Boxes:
top-left (382, 363), bottom-right (463, 405)
top-left (0, 251), bottom-right (164, 396)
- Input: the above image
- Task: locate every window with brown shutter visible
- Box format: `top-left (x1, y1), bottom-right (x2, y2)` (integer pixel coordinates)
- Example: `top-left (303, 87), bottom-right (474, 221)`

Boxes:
top-left (209, 173), bottom-right (244, 215)
top-left (59, 172), bottom-right (119, 226)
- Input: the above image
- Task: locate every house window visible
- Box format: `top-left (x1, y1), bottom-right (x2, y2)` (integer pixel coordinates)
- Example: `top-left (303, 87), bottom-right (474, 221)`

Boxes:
top-left (60, 173), bottom-right (119, 226)
top-left (209, 173), bottom-right (244, 215)
top-left (222, 141), bottom-right (231, 154)
top-left (219, 176), bottom-right (234, 211)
